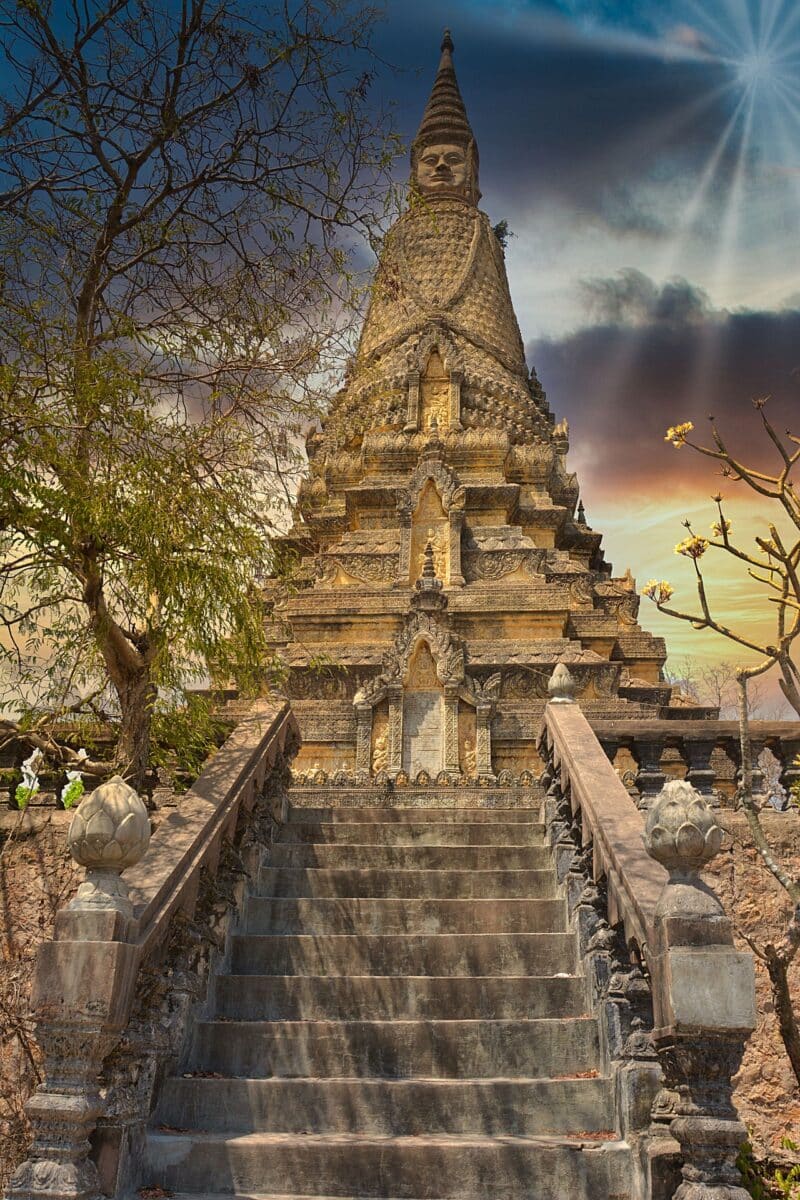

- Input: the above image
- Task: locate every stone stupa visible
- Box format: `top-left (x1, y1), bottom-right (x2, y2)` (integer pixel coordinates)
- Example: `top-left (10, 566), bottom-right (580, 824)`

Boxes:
top-left (266, 31), bottom-right (703, 782)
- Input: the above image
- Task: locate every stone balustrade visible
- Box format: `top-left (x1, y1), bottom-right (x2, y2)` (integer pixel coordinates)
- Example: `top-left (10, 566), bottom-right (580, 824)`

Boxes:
top-left (539, 671), bottom-right (756, 1200)
top-left (591, 718), bottom-right (800, 811)
top-left (5, 700), bottom-right (299, 1200)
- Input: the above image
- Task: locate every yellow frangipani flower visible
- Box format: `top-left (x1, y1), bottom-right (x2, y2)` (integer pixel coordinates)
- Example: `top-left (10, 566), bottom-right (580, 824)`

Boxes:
top-left (642, 579), bottom-right (674, 603)
top-left (664, 421), bottom-right (694, 447)
top-left (675, 535), bottom-right (709, 559)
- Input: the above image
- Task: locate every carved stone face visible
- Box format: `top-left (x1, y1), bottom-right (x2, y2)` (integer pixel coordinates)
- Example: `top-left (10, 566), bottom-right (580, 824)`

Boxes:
top-left (416, 143), bottom-right (468, 194)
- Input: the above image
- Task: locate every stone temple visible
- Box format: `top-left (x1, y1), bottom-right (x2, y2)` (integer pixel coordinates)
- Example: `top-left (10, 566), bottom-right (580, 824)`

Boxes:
top-left (268, 31), bottom-right (705, 784)
top-left (8, 30), bottom-right (763, 1200)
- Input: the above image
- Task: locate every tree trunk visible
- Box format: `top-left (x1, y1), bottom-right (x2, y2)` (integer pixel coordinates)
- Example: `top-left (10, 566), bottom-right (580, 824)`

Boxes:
top-left (83, 568), bottom-right (155, 791)
top-left (765, 947), bottom-right (800, 1088)
top-left (114, 666), bottom-right (156, 791)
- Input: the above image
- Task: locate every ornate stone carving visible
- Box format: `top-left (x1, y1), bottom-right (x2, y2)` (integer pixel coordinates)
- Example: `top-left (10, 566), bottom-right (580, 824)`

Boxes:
top-left (548, 662), bottom-right (577, 704)
top-left (643, 779), bottom-right (753, 1199)
top-left (568, 576), bottom-right (595, 606)
top-left (462, 549), bottom-right (526, 581)
top-left (8, 1022), bottom-right (121, 1200)
top-left (596, 573), bottom-right (640, 626)
top-left (371, 731), bottom-right (389, 773)
top-left (332, 553), bottom-right (399, 584)
top-left (413, 527), bottom-right (447, 581)
top-left (644, 780), bottom-right (724, 875)
top-left (475, 706), bottom-right (494, 779)
top-left (354, 704), bottom-right (372, 774)
top-left (286, 670), bottom-right (354, 700)
top-left (67, 776), bottom-right (150, 918)
top-left (499, 668), bottom-right (549, 700)
top-left (462, 737), bottom-right (477, 778)
top-left (466, 672), bottom-right (502, 703)
top-left (407, 456), bottom-right (461, 510)
top-left (387, 691), bottom-right (403, 775)
top-left (443, 692), bottom-right (460, 773)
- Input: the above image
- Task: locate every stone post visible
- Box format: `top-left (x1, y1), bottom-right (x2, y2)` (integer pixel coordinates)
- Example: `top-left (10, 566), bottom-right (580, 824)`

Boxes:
top-left (447, 510), bottom-right (465, 587)
top-left (7, 778), bottom-right (150, 1200)
top-left (443, 688), bottom-right (460, 773)
top-left (387, 685), bottom-right (403, 776)
top-left (643, 780), bottom-right (755, 1200)
top-left (448, 369), bottom-right (463, 429)
top-left (397, 500), bottom-right (412, 585)
top-left (475, 703), bottom-right (494, 780)
top-left (354, 703), bottom-right (373, 777)
top-left (404, 370), bottom-right (421, 432)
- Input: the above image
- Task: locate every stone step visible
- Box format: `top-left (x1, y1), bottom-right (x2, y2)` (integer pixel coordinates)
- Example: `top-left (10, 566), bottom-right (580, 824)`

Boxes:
top-left (267, 844), bottom-right (552, 871)
top-left (277, 822), bottom-right (547, 846)
top-left (257, 867), bottom-right (557, 900)
top-left (188, 1017), bottom-right (600, 1079)
top-left (228, 933), bottom-right (576, 977)
top-left (213, 974), bottom-right (588, 1022)
top-left (167, 1194), bottom-right (465, 1200)
top-left (144, 1131), bottom-right (630, 1199)
top-left (287, 787), bottom-right (546, 812)
top-left (155, 1076), bottom-right (614, 1137)
top-left (243, 896), bottom-right (566, 935)
top-left (288, 807), bottom-right (543, 824)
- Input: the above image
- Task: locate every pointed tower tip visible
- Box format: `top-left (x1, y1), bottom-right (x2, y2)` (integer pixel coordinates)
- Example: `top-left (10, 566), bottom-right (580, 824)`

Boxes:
top-left (412, 25), bottom-right (479, 202)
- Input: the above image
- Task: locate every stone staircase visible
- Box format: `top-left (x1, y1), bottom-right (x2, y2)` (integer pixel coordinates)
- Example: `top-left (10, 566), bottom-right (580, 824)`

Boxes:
top-left (143, 790), bottom-right (632, 1199)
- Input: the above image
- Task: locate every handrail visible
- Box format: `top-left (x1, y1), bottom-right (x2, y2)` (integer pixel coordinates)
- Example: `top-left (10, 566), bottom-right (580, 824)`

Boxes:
top-left (126, 700), bottom-right (295, 954)
top-left (539, 676), bottom-right (756, 1200)
top-left (544, 700), bottom-right (668, 957)
top-left (6, 698), bottom-right (300, 1200)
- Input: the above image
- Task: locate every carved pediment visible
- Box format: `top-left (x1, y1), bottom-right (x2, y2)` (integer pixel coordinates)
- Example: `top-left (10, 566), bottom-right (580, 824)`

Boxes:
top-left (406, 457), bottom-right (462, 510)
top-left (406, 324), bottom-right (465, 375)
top-left (461, 526), bottom-right (545, 583)
top-left (316, 554), bottom-right (399, 586)
top-left (353, 593), bottom-right (465, 710)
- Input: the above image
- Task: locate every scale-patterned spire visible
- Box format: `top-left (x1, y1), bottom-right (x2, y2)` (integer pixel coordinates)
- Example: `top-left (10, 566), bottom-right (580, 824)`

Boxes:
top-left (413, 30), bottom-right (475, 153)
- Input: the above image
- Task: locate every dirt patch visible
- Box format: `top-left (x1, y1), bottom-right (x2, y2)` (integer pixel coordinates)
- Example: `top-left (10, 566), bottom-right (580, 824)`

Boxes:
top-left (703, 810), bottom-right (800, 1156)
top-left (0, 811), bottom-right (82, 1187)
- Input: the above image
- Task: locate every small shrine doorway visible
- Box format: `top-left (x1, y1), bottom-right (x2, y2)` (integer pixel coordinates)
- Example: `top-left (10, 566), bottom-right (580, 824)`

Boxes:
top-left (401, 640), bottom-right (443, 777)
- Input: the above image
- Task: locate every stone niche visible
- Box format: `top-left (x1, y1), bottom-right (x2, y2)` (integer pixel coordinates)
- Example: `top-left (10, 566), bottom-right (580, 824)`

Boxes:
top-left (419, 350), bottom-right (450, 430)
top-left (402, 641), bottom-right (444, 777)
top-left (410, 479), bottom-right (449, 585)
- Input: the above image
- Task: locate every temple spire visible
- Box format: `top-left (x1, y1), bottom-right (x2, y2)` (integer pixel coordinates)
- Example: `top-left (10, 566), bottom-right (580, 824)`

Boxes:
top-left (411, 29), bottom-right (480, 204)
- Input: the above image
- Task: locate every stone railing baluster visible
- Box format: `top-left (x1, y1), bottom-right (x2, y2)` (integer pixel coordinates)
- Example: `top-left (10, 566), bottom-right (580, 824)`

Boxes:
top-left (682, 735), bottom-right (719, 804)
top-left (634, 739), bottom-right (667, 811)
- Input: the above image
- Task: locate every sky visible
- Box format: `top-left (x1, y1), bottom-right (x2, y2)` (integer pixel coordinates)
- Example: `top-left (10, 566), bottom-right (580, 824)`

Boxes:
top-left (368, 0), bottom-right (800, 711)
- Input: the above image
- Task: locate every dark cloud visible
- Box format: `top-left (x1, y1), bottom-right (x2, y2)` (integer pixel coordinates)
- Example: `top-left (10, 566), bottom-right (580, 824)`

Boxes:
top-left (528, 292), bottom-right (800, 500)
top-left (594, 188), bottom-right (669, 239)
top-left (579, 268), bottom-right (712, 325)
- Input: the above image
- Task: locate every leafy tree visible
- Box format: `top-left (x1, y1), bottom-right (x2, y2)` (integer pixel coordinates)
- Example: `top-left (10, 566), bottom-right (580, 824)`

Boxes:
top-left (644, 401), bottom-right (800, 1085)
top-left (0, 0), bottom-right (400, 786)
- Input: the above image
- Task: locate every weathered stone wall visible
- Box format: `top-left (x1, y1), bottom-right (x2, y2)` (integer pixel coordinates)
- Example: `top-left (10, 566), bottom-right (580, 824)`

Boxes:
top-left (0, 812), bottom-right (82, 1188)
